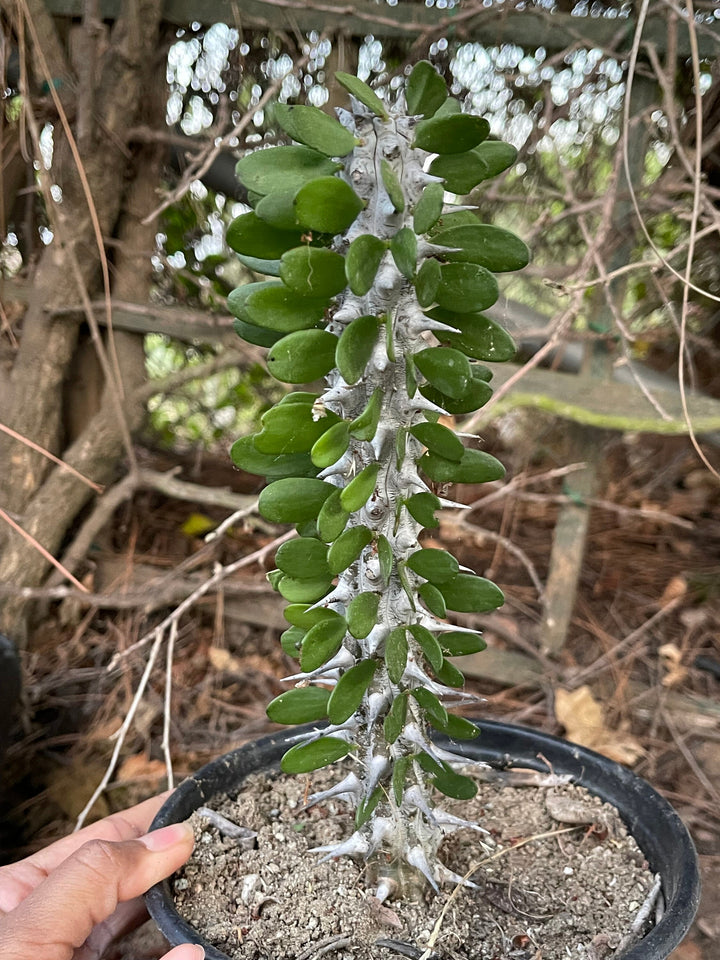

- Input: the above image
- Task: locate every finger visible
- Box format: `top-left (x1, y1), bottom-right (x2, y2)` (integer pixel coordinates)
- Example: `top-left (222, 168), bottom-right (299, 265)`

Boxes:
top-left (0, 822), bottom-right (194, 960)
top-left (0, 792), bottom-right (172, 912)
top-left (162, 947), bottom-right (205, 960)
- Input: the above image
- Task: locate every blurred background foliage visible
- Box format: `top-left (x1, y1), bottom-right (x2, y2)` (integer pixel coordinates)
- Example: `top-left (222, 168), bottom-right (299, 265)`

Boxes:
top-left (3, 0), bottom-right (720, 451)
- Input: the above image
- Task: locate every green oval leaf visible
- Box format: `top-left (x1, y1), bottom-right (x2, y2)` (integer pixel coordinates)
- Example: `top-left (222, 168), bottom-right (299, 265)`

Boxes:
top-left (345, 236), bottom-right (387, 297)
top-left (294, 177), bottom-right (365, 234)
top-left (414, 347), bottom-right (471, 399)
top-left (281, 736), bottom-right (351, 774)
top-left (227, 280), bottom-right (280, 322)
top-left (428, 308), bottom-right (516, 362)
top-left (385, 626), bottom-right (408, 684)
top-left (415, 258), bottom-right (441, 307)
top-left (413, 183), bottom-right (445, 235)
top-left (406, 549), bottom-right (459, 584)
top-left (347, 591), bottom-right (380, 639)
top-left (419, 370), bottom-right (494, 415)
top-left (419, 448), bottom-right (505, 484)
top-left (278, 391), bottom-right (319, 405)
top-left (276, 537), bottom-right (331, 580)
top-left (411, 687), bottom-right (448, 727)
top-left (317, 488), bottom-right (350, 542)
top-left (439, 631), bottom-right (487, 656)
top-left (327, 525), bottom-right (373, 575)
top-left (232, 317), bottom-right (283, 348)
top-left (390, 227), bottom-right (417, 280)
top-left (230, 436), bottom-right (318, 480)
top-left (340, 462), bottom-right (380, 513)
top-left (255, 404), bottom-right (341, 454)
top-left (227, 212), bottom-right (303, 259)
top-left (407, 61), bottom-right (447, 118)
top-left (236, 145), bottom-right (342, 196)
top-left (414, 115), bottom-right (490, 155)
top-left (280, 247), bottom-right (347, 298)
top-left (274, 103), bottom-right (356, 157)
top-left (429, 209), bottom-right (479, 235)
top-left (255, 189), bottom-right (303, 231)
top-left (432, 714), bottom-right (480, 740)
top-left (349, 387), bottom-right (382, 441)
top-left (245, 285), bottom-right (329, 332)
top-left (335, 72), bottom-right (388, 119)
top-left (392, 755), bottom-right (412, 804)
top-left (259, 478), bottom-right (334, 524)
top-left (267, 329), bottom-right (338, 384)
top-left (408, 624), bottom-right (445, 673)
top-left (236, 253), bottom-right (282, 276)
top-left (472, 140), bottom-right (518, 181)
top-left (438, 574), bottom-right (505, 613)
top-left (356, 787), bottom-right (383, 828)
top-left (284, 605), bottom-right (344, 630)
top-left (384, 693), bottom-right (408, 745)
top-left (301, 616), bottom-right (348, 672)
top-left (432, 658), bottom-right (465, 688)
top-left (435, 98), bottom-right (462, 117)
top-left (378, 534), bottom-right (393, 584)
top-left (409, 422), bottom-right (464, 461)
top-left (327, 659), bottom-right (377, 724)
top-left (267, 686), bottom-right (330, 724)
top-left (336, 314), bottom-right (380, 383)
top-left (405, 491), bottom-right (441, 529)
top-left (381, 159), bottom-right (405, 213)
top-left (311, 421), bottom-right (350, 469)
top-left (436, 262), bottom-right (499, 313)
top-left (280, 625), bottom-right (305, 658)
top-left (429, 151), bottom-right (491, 195)
top-left (418, 581), bottom-right (447, 618)
top-left (432, 765), bottom-right (478, 800)
top-left (432, 224), bottom-right (530, 273)
top-left (277, 575), bottom-right (332, 603)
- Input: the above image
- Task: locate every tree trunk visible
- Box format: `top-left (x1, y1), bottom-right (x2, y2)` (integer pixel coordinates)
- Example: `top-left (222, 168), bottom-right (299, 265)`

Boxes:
top-left (0, 0), bottom-right (166, 639)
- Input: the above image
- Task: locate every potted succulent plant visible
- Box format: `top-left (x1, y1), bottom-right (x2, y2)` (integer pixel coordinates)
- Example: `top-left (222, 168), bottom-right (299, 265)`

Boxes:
top-left (146, 64), bottom-right (699, 958)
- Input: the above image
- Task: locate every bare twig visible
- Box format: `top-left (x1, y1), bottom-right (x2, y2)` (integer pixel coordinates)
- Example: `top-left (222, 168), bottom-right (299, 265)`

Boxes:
top-left (143, 55), bottom-right (309, 224)
top-left (0, 507), bottom-right (89, 593)
top-left (570, 597), bottom-right (684, 687)
top-left (75, 627), bottom-right (165, 830)
top-left (162, 618), bottom-right (178, 789)
top-left (0, 421), bottom-right (104, 493)
top-left (107, 529), bottom-right (294, 670)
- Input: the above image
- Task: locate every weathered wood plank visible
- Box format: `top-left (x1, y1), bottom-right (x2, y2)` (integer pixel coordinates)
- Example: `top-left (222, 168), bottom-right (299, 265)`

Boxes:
top-left (478, 362), bottom-right (720, 436)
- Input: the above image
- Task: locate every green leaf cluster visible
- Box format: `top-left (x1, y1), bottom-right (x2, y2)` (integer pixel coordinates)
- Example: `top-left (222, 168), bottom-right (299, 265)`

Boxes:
top-left (226, 62), bottom-right (530, 816)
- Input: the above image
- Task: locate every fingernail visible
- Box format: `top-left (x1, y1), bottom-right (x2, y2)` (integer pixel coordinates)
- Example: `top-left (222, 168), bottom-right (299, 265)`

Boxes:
top-left (180, 947), bottom-right (204, 960)
top-left (139, 821), bottom-right (194, 852)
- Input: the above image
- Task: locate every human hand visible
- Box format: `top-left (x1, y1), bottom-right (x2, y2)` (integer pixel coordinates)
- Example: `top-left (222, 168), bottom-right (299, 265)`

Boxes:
top-left (0, 792), bottom-right (203, 960)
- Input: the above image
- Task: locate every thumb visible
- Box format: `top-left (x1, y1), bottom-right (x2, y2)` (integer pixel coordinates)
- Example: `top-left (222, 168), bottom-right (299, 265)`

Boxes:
top-left (0, 822), bottom-right (195, 960)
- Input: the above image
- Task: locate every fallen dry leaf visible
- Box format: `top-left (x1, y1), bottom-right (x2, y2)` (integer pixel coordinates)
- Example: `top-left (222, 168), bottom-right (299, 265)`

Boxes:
top-left (47, 761), bottom-right (112, 820)
top-left (118, 752), bottom-right (167, 784)
top-left (658, 642), bottom-right (688, 688)
top-left (554, 686), bottom-right (644, 766)
top-left (208, 645), bottom-right (244, 673)
top-left (659, 575), bottom-right (687, 608)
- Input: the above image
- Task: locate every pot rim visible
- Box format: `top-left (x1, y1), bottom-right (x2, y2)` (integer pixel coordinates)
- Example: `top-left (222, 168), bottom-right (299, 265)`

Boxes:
top-left (145, 718), bottom-right (700, 960)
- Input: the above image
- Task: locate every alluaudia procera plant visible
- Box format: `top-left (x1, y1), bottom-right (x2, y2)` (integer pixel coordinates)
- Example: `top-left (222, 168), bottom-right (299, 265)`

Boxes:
top-left (227, 63), bottom-right (529, 898)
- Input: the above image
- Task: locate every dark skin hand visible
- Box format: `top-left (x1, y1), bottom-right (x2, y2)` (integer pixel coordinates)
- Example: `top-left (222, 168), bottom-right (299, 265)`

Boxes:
top-left (0, 793), bottom-right (204, 960)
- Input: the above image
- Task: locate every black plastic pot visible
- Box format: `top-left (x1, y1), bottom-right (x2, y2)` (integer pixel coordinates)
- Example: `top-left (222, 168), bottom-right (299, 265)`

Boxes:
top-left (145, 720), bottom-right (700, 960)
